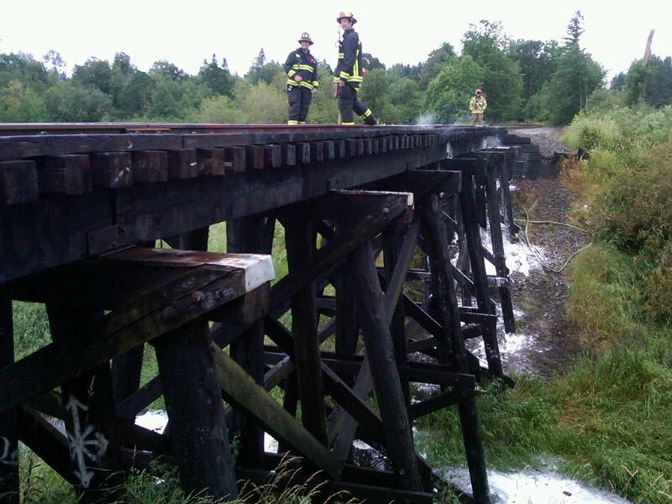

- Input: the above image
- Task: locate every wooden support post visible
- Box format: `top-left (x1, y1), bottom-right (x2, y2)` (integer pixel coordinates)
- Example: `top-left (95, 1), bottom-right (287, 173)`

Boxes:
top-left (334, 267), bottom-right (359, 387)
top-left (418, 194), bottom-right (492, 504)
top-left (498, 153), bottom-right (519, 240)
top-left (417, 194), bottom-right (468, 372)
top-left (473, 159), bottom-right (488, 229)
top-left (226, 215), bottom-right (270, 468)
top-left (111, 345), bottom-right (144, 410)
top-left (0, 295), bottom-right (18, 504)
top-left (153, 319), bottom-right (238, 500)
top-left (349, 239), bottom-right (422, 491)
top-left (46, 303), bottom-right (123, 503)
top-left (283, 218), bottom-right (329, 447)
top-left (460, 174), bottom-right (502, 377)
top-left (458, 400), bottom-right (491, 504)
top-left (483, 161), bottom-right (516, 333)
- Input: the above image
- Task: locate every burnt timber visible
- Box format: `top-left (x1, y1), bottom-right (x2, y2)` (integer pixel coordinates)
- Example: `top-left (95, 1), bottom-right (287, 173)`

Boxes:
top-left (0, 122), bottom-right (526, 504)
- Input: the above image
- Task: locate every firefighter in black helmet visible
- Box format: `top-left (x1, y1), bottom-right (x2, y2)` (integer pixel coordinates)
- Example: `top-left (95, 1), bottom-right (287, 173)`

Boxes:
top-left (334, 12), bottom-right (378, 125)
top-left (283, 32), bottom-right (319, 125)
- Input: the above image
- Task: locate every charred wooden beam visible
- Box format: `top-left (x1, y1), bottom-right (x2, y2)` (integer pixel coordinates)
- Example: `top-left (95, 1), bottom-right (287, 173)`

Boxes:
top-left (38, 155), bottom-right (92, 194)
top-left (0, 295), bottom-right (18, 503)
top-left (210, 342), bottom-right (341, 480)
top-left (0, 249), bottom-right (274, 412)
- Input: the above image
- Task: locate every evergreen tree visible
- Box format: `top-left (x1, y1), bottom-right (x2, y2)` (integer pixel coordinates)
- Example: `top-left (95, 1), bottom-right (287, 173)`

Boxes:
top-left (643, 56), bottom-right (672, 107)
top-left (245, 49), bottom-right (283, 86)
top-left (544, 12), bottom-right (605, 125)
top-left (198, 54), bottom-right (235, 97)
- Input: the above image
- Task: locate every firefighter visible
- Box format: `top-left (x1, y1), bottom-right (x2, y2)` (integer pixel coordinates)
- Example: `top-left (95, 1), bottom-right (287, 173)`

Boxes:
top-left (284, 32), bottom-right (319, 125)
top-left (469, 88), bottom-right (487, 125)
top-left (334, 12), bottom-right (378, 125)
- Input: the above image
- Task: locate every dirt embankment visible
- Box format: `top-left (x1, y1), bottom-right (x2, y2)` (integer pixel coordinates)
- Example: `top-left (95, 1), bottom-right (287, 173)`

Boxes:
top-left (503, 127), bottom-right (586, 377)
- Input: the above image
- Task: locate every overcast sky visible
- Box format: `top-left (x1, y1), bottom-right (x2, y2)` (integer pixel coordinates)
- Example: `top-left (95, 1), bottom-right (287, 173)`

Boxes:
top-left (1, 1), bottom-right (669, 83)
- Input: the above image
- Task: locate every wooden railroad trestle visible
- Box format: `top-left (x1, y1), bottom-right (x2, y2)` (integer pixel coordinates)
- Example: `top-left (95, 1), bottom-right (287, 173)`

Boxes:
top-left (0, 123), bottom-right (523, 504)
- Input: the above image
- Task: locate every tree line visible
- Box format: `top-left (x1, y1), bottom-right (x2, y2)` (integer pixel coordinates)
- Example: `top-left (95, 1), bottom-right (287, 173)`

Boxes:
top-left (2, 12), bottom-right (671, 126)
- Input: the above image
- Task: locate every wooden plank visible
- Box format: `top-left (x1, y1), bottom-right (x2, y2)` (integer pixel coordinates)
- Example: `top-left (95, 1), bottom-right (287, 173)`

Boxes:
top-left (324, 141), bottom-right (335, 160)
top-left (310, 142), bottom-right (324, 163)
top-left (18, 406), bottom-right (77, 485)
top-left (225, 146), bottom-right (246, 172)
top-left (282, 144), bottom-right (296, 166)
top-left (210, 343), bottom-right (341, 479)
top-left (132, 150), bottom-right (168, 183)
top-left (346, 139), bottom-right (356, 157)
top-left (38, 155), bottom-right (92, 194)
top-left (92, 152), bottom-right (133, 188)
top-left (408, 389), bottom-right (466, 420)
top-left (264, 145), bottom-right (282, 168)
top-left (245, 145), bottom-right (264, 170)
top-left (0, 250), bottom-right (273, 412)
top-left (335, 140), bottom-right (346, 158)
top-left (167, 149), bottom-right (198, 179)
top-left (0, 160), bottom-right (38, 205)
top-left (197, 147), bottom-right (226, 175)
top-left (296, 142), bottom-right (311, 164)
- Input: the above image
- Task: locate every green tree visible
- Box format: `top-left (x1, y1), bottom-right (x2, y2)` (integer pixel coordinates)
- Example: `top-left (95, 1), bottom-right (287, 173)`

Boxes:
top-left (116, 72), bottom-right (155, 118)
top-left (362, 53), bottom-right (385, 72)
top-left (44, 81), bottom-right (113, 121)
top-left (0, 52), bottom-right (53, 92)
top-left (0, 80), bottom-right (49, 121)
top-left (544, 11), bottom-right (605, 125)
top-left (198, 54), bottom-right (235, 97)
top-left (228, 79), bottom-right (286, 123)
top-left (509, 39), bottom-right (558, 102)
top-left (71, 57), bottom-right (113, 95)
top-left (359, 67), bottom-right (392, 122)
top-left (423, 55), bottom-right (484, 123)
top-left (149, 60), bottom-right (188, 82)
top-left (245, 49), bottom-right (283, 86)
top-left (623, 59), bottom-right (652, 107)
top-left (418, 43), bottom-right (456, 90)
top-left (643, 56), bottom-right (672, 108)
top-left (388, 76), bottom-right (423, 124)
top-left (461, 20), bottom-right (523, 122)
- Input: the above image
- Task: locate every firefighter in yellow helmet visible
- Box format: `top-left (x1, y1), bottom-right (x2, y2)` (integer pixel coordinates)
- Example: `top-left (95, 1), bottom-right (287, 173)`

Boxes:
top-left (334, 12), bottom-right (378, 125)
top-left (469, 88), bottom-right (487, 125)
top-left (283, 32), bottom-right (319, 125)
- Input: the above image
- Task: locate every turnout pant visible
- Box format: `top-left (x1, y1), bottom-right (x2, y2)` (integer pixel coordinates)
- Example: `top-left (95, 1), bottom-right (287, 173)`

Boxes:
top-left (337, 84), bottom-right (375, 124)
top-left (287, 86), bottom-right (312, 124)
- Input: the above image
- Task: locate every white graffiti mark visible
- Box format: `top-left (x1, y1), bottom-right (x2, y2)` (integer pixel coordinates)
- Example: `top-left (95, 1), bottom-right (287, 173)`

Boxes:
top-left (0, 436), bottom-right (18, 467)
top-left (65, 396), bottom-right (109, 488)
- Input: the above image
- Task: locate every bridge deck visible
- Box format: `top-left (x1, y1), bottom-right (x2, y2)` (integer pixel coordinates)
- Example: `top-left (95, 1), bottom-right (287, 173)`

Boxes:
top-left (0, 123), bottom-right (503, 284)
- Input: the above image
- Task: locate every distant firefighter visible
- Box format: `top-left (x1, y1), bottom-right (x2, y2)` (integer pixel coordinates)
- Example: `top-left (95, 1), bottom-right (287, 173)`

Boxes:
top-left (469, 88), bottom-right (487, 125)
top-left (284, 32), bottom-right (319, 125)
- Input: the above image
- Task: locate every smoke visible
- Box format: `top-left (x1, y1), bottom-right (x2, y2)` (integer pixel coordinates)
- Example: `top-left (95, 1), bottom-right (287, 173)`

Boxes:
top-left (415, 112), bottom-right (437, 125)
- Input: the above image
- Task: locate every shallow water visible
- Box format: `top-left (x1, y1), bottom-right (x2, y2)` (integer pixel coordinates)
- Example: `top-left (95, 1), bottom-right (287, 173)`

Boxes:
top-left (446, 466), bottom-right (630, 504)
